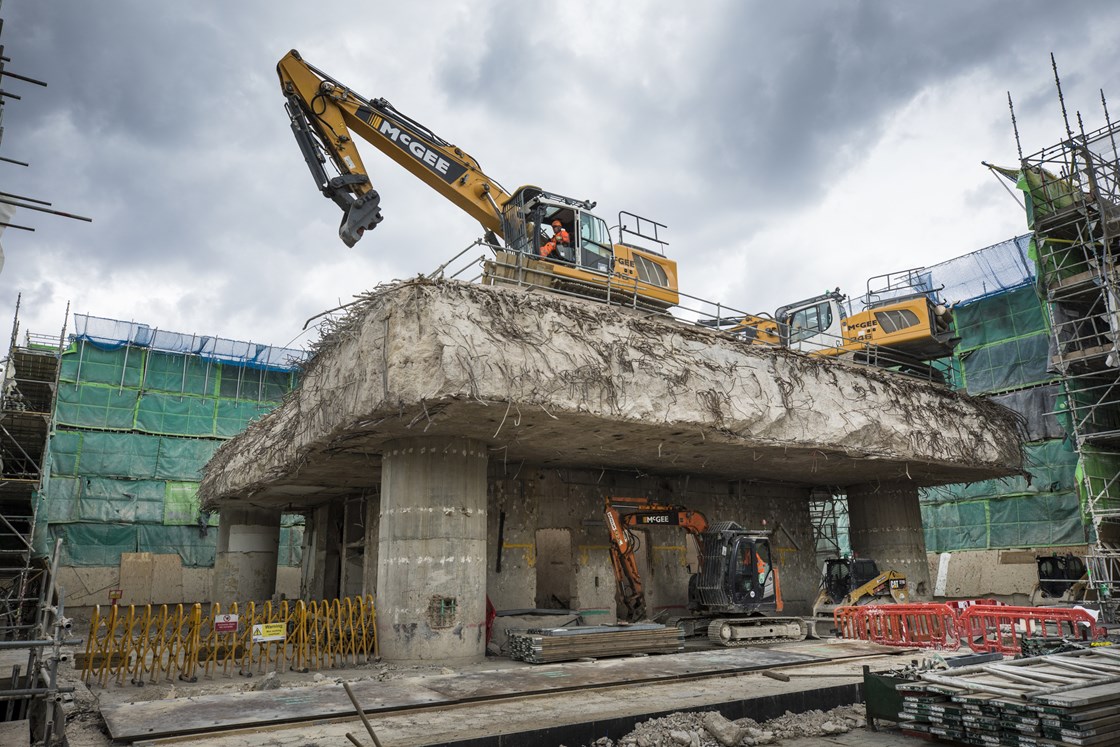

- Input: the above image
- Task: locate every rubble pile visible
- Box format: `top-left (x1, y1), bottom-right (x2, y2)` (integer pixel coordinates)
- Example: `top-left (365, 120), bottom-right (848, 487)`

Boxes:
top-left (588, 704), bottom-right (867, 747)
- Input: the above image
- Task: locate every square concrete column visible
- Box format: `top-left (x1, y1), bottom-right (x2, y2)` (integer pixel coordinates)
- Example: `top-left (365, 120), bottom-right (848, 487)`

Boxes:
top-left (212, 506), bottom-right (282, 603)
top-left (377, 436), bottom-right (487, 664)
top-left (847, 482), bottom-right (932, 599)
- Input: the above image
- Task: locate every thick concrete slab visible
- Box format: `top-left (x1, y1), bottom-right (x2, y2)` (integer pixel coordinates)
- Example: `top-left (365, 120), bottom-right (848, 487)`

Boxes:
top-left (199, 280), bottom-right (1022, 509)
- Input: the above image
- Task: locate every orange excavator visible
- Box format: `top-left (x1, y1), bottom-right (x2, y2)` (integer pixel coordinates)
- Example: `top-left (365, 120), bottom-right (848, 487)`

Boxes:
top-left (604, 497), bottom-right (811, 645)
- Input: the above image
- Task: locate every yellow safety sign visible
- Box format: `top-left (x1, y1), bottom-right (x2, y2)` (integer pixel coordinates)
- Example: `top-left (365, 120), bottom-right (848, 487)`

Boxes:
top-left (251, 622), bottom-right (287, 643)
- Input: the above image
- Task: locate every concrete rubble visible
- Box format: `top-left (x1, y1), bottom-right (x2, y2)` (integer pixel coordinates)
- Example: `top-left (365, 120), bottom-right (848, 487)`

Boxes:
top-left (584, 703), bottom-right (868, 747)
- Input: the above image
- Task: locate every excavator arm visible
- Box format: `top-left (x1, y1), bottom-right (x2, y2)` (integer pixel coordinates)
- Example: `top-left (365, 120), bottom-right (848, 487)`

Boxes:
top-left (603, 497), bottom-right (709, 621)
top-left (277, 50), bottom-right (511, 247)
top-left (604, 500), bottom-right (646, 622)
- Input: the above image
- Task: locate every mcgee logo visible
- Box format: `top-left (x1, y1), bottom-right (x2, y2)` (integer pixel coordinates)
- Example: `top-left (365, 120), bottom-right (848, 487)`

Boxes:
top-left (358, 108), bottom-right (467, 184)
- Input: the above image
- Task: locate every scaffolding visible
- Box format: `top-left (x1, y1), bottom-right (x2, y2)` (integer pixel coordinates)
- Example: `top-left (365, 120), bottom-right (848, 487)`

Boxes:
top-left (808, 488), bottom-right (849, 564)
top-left (0, 301), bottom-right (76, 744)
top-left (1013, 106), bottom-right (1120, 620)
top-left (0, 301), bottom-right (65, 635)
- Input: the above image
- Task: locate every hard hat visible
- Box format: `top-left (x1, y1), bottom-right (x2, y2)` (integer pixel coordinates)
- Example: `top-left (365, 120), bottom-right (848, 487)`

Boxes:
top-left (552, 219), bottom-right (563, 227)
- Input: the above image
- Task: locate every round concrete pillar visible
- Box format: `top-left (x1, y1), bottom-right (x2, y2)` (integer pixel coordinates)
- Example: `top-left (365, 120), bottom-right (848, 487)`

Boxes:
top-left (376, 436), bottom-right (488, 663)
top-left (212, 506), bottom-right (281, 602)
top-left (847, 482), bottom-right (932, 598)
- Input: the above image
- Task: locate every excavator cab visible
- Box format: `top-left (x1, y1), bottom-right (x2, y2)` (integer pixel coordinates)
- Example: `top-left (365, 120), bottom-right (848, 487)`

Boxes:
top-left (501, 187), bottom-right (610, 271)
top-left (495, 186), bottom-right (679, 309)
top-left (728, 535), bottom-right (776, 605)
top-left (689, 524), bottom-right (780, 615)
top-left (821, 557), bottom-right (880, 604)
top-left (775, 290), bottom-right (847, 353)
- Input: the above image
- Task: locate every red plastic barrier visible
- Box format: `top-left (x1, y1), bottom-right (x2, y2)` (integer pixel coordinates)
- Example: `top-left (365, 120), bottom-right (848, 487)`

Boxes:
top-left (834, 603), bottom-right (961, 650)
top-left (833, 606), bottom-right (869, 641)
top-left (957, 605), bottom-right (1106, 654)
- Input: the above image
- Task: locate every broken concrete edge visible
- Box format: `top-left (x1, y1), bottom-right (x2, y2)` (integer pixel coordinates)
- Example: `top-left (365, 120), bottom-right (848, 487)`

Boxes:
top-left (198, 277), bottom-right (1024, 509)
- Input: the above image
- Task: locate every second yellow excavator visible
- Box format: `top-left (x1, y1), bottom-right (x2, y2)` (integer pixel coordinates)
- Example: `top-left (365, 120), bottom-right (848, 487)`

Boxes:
top-left (722, 269), bottom-right (958, 381)
top-left (276, 50), bottom-right (679, 310)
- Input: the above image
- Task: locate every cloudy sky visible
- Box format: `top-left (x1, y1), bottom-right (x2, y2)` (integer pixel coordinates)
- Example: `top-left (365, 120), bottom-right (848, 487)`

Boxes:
top-left (2, 1), bottom-right (1119, 352)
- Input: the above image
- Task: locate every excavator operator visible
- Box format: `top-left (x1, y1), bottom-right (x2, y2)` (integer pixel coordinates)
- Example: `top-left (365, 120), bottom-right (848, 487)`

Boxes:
top-left (542, 219), bottom-right (571, 260)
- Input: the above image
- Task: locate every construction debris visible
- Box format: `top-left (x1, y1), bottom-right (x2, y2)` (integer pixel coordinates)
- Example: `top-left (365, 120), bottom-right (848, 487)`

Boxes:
top-left (592, 703), bottom-right (867, 747)
top-left (507, 624), bottom-right (684, 664)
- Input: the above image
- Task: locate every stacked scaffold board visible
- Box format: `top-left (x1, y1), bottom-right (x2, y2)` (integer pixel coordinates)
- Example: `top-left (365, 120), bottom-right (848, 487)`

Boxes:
top-left (506, 623), bottom-right (684, 664)
top-left (897, 647), bottom-right (1120, 746)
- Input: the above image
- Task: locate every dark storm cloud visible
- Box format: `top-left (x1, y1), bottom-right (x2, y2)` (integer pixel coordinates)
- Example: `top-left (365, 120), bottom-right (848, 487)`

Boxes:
top-left (1, 2), bottom-right (317, 279)
top-left (675, 2), bottom-right (1120, 211)
top-left (437, 0), bottom-right (1120, 219)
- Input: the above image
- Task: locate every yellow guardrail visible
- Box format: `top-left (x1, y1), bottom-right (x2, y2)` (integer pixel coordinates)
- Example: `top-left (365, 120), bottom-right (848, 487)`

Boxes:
top-left (80, 595), bottom-right (377, 687)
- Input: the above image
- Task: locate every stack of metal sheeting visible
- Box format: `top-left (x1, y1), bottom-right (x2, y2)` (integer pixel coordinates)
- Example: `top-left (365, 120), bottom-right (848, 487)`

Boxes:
top-left (896, 647), bottom-right (1120, 745)
top-left (506, 623), bottom-right (684, 664)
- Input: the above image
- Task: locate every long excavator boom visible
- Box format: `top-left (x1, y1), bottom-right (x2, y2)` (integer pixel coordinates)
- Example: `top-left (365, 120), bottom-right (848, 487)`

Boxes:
top-left (277, 49), bottom-right (510, 246)
top-left (277, 50), bottom-right (680, 311)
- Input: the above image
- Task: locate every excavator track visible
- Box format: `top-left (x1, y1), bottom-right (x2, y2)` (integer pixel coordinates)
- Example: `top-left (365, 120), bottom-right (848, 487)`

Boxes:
top-left (706, 618), bottom-right (808, 647)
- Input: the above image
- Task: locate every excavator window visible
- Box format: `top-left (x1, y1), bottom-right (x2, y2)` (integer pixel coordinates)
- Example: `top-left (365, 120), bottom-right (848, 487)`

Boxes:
top-left (578, 212), bottom-right (613, 272)
top-left (634, 255), bottom-right (670, 288)
top-left (873, 308), bottom-right (921, 334)
top-left (789, 302), bottom-right (833, 344)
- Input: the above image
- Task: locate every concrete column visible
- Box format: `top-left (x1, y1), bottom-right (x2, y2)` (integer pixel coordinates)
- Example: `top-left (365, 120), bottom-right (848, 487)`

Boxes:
top-left (377, 436), bottom-right (487, 664)
top-left (847, 482), bottom-right (932, 599)
top-left (212, 506), bottom-right (281, 602)
top-left (361, 491), bottom-right (381, 599)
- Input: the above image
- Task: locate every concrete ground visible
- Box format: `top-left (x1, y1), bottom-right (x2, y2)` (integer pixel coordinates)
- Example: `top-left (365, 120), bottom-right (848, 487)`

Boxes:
top-left (49, 639), bottom-right (928, 747)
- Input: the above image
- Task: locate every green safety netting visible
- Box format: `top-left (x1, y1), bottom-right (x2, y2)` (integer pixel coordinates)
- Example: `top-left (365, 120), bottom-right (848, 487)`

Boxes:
top-left (278, 524), bottom-right (304, 567)
top-left (56, 386), bottom-right (277, 437)
top-left (40, 337), bottom-right (304, 568)
top-left (952, 287), bottom-right (1055, 395)
top-left (1079, 448), bottom-right (1120, 511)
top-left (59, 342), bottom-right (143, 387)
top-left (47, 523), bottom-right (304, 568)
top-left (954, 287), bottom-right (1048, 350)
top-left (921, 501), bottom-right (989, 551)
top-left (922, 495), bottom-right (1085, 551)
top-left (48, 431), bottom-right (221, 481)
top-left (50, 524), bottom-right (138, 567)
top-left (920, 439), bottom-right (1085, 551)
top-left (55, 385), bottom-right (139, 430)
top-left (54, 340), bottom-right (294, 436)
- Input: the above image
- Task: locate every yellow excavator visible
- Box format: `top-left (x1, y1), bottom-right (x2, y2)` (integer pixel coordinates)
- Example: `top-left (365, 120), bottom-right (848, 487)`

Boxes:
top-left (276, 50), bottom-right (679, 310)
top-left (722, 270), bottom-right (957, 380)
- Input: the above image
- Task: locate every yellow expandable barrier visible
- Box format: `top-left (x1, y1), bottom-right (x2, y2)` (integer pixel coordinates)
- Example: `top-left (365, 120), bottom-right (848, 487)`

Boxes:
top-left (81, 594), bottom-right (378, 687)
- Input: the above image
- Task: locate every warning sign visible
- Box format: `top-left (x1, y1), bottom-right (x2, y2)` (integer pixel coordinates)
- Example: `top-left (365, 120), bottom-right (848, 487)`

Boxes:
top-left (214, 614), bottom-right (239, 633)
top-left (251, 623), bottom-right (286, 643)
